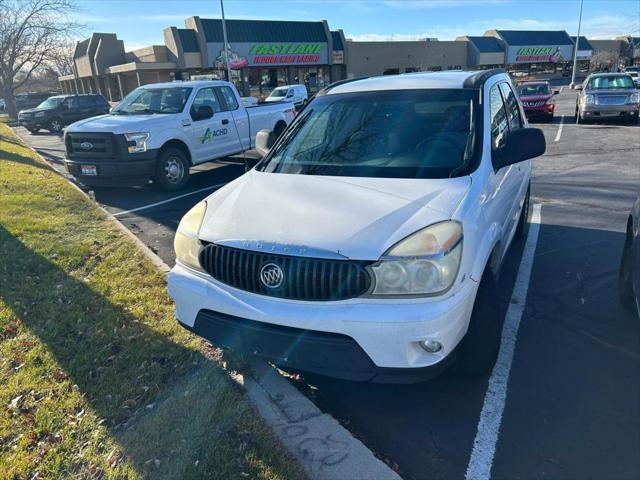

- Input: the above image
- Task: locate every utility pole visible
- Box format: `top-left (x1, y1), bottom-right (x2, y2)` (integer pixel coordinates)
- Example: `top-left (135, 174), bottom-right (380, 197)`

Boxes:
top-left (570, 0), bottom-right (584, 88)
top-left (220, 0), bottom-right (232, 83)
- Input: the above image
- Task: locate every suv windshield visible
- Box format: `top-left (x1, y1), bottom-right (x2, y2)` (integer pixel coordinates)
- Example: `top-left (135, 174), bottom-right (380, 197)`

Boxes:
top-left (587, 75), bottom-right (634, 90)
top-left (37, 97), bottom-right (65, 109)
top-left (258, 89), bottom-right (480, 179)
top-left (518, 84), bottom-right (550, 96)
top-left (112, 87), bottom-right (192, 114)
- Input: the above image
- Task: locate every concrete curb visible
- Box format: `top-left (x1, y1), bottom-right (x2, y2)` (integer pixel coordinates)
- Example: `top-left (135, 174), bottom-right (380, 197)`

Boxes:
top-left (21, 133), bottom-right (403, 480)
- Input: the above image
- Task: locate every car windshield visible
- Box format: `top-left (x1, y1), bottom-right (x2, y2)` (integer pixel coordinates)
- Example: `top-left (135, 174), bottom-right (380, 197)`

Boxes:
top-left (270, 89), bottom-right (288, 98)
top-left (587, 76), bottom-right (634, 90)
top-left (258, 89), bottom-right (480, 179)
top-left (518, 84), bottom-right (550, 96)
top-left (37, 97), bottom-right (65, 109)
top-left (112, 87), bottom-right (192, 114)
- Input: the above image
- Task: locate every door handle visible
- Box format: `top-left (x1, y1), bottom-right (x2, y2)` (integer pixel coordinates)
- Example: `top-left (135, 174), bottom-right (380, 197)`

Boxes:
top-left (221, 119), bottom-right (229, 125)
top-left (181, 119), bottom-right (191, 127)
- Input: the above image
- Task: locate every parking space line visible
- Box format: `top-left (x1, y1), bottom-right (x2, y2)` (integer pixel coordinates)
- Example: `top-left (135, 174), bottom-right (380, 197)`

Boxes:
top-left (465, 203), bottom-right (542, 480)
top-left (113, 184), bottom-right (226, 217)
top-left (554, 115), bottom-right (565, 142)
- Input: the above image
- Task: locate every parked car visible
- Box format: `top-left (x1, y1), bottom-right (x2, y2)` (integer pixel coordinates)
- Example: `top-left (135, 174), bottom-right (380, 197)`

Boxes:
top-left (576, 73), bottom-right (639, 124)
top-left (265, 85), bottom-right (308, 108)
top-left (168, 70), bottom-right (547, 382)
top-left (516, 81), bottom-right (559, 122)
top-left (623, 66), bottom-right (640, 88)
top-left (619, 194), bottom-right (640, 319)
top-left (64, 80), bottom-right (296, 190)
top-left (18, 94), bottom-right (110, 134)
top-left (15, 91), bottom-right (59, 111)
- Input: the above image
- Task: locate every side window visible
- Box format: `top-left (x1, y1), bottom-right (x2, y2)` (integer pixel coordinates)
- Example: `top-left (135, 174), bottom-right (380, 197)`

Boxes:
top-left (489, 84), bottom-right (508, 151)
top-left (217, 86), bottom-right (239, 111)
top-left (190, 88), bottom-right (222, 119)
top-left (78, 96), bottom-right (95, 108)
top-left (64, 97), bottom-right (79, 109)
top-left (499, 82), bottom-right (522, 131)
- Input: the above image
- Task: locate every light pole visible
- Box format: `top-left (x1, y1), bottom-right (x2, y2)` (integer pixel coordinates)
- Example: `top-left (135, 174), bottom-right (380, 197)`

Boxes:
top-left (220, 0), bottom-right (232, 83)
top-left (570, 0), bottom-right (584, 88)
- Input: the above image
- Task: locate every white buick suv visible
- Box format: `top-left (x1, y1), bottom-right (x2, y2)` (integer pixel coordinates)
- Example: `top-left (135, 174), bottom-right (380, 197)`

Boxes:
top-left (168, 70), bottom-right (546, 382)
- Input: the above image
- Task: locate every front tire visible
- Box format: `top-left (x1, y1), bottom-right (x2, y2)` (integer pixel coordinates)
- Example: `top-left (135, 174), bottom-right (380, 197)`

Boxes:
top-left (48, 117), bottom-right (63, 133)
top-left (27, 127), bottom-right (39, 134)
top-left (154, 148), bottom-right (190, 191)
top-left (515, 184), bottom-right (531, 240)
top-left (619, 223), bottom-right (637, 314)
top-left (456, 269), bottom-right (503, 376)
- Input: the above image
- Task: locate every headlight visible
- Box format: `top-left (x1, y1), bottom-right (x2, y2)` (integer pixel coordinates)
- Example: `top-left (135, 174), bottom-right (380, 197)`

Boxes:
top-left (369, 221), bottom-right (463, 296)
top-left (545, 97), bottom-right (555, 105)
top-left (174, 201), bottom-right (207, 271)
top-left (124, 132), bottom-right (149, 153)
top-left (35, 112), bottom-right (45, 118)
top-left (584, 94), bottom-right (595, 105)
top-left (629, 92), bottom-right (639, 104)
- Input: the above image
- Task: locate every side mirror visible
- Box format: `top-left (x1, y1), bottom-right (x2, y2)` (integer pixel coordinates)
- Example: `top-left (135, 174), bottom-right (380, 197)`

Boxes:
top-left (574, 84), bottom-right (583, 91)
top-left (493, 127), bottom-right (546, 170)
top-left (254, 128), bottom-right (277, 159)
top-left (553, 88), bottom-right (560, 95)
top-left (192, 105), bottom-right (213, 121)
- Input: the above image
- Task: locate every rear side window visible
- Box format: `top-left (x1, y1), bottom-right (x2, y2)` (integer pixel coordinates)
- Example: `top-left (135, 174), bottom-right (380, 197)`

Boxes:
top-left (499, 83), bottom-right (522, 131)
top-left (217, 86), bottom-right (239, 111)
top-left (78, 96), bottom-right (94, 108)
top-left (489, 84), bottom-right (508, 151)
top-left (64, 97), bottom-right (79, 109)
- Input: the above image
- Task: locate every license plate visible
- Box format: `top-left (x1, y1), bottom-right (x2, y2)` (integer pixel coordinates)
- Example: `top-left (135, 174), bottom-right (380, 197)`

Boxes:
top-left (600, 112), bottom-right (619, 117)
top-left (81, 165), bottom-right (97, 176)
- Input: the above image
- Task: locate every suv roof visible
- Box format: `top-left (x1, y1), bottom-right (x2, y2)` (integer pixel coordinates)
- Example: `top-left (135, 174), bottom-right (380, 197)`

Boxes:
top-left (323, 69), bottom-right (506, 95)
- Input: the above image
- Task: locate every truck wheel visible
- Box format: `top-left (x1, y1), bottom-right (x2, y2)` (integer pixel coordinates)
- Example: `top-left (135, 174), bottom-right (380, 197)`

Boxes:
top-left (515, 184), bottom-right (530, 240)
top-left (155, 148), bottom-right (190, 191)
top-left (273, 121), bottom-right (286, 139)
top-left (27, 127), bottom-right (39, 134)
top-left (455, 269), bottom-right (503, 376)
top-left (48, 117), bottom-right (63, 133)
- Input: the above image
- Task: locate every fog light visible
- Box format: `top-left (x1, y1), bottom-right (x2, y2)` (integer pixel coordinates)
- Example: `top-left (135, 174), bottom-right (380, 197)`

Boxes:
top-left (419, 340), bottom-right (442, 353)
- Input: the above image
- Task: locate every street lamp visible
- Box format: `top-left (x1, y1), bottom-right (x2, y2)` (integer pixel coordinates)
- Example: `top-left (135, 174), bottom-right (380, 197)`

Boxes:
top-left (220, 0), bottom-right (232, 83)
top-left (570, 0), bottom-right (584, 89)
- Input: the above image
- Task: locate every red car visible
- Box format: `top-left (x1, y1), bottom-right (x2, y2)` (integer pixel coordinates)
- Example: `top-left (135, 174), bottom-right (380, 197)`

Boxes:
top-left (517, 81), bottom-right (559, 122)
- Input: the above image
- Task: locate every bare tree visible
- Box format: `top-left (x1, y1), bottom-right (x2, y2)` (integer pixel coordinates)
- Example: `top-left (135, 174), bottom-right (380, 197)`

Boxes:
top-left (0, 0), bottom-right (80, 117)
top-left (48, 39), bottom-right (76, 77)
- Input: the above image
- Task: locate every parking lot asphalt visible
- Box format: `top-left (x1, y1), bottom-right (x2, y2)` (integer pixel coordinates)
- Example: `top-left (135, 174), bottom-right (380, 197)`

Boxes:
top-left (12, 87), bottom-right (640, 479)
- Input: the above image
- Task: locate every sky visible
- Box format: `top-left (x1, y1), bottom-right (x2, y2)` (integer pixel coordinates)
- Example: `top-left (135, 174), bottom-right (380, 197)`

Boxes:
top-left (73, 0), bottom-right (640, 51)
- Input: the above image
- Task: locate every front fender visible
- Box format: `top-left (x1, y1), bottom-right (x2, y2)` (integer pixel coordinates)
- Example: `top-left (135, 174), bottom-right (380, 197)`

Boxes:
top-left (469, 221), bottom-right (501, 282)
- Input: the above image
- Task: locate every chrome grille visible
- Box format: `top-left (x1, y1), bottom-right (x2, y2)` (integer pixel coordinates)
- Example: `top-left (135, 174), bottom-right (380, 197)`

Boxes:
top-left (199, 243), bottom-right (372, 301)
top-left (597, 95), bottom-right (627, 106)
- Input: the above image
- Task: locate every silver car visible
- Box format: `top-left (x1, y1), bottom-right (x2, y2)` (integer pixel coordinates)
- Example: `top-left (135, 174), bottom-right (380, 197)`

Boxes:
top-left (576, 73), bottom-right (639, 124)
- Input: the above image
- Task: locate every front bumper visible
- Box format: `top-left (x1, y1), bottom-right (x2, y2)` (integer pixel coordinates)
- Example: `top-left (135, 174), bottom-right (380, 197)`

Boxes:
top-left (64, 150), bottom-right (157, 187)
top-left (523, 104), bottom-right (554, 117)
top-left (18, 117), bottom-right (48, 129)
top-left (580, 103), bottom-right (639, 118)
top-left (168, 263), bottom-right (479, 382)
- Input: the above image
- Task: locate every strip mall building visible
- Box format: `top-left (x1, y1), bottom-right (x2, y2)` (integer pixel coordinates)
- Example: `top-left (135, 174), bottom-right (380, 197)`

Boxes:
top-left (58, 16), bottom-right (639, 102)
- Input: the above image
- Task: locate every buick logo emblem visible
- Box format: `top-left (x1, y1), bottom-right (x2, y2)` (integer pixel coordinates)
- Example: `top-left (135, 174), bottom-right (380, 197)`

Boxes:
top-left (80, 142), bottom-right (93, 150)
top-left (259, 263), bottom-right (284, 289)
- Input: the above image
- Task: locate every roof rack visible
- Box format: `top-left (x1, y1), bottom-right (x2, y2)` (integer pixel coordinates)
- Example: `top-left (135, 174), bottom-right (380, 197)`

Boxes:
top-left (463, 68), bottom-right (507, 89)
top-left (317, 76), bottom-right (370, 96)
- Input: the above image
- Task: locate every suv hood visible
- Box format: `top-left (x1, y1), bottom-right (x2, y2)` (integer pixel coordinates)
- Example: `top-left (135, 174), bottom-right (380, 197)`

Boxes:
top-left (199, 170), bottom-right (471, 260)
top-left (67, 113), bottom-right (173, 133)
top-left (19, 107), bottom-right (51, 114)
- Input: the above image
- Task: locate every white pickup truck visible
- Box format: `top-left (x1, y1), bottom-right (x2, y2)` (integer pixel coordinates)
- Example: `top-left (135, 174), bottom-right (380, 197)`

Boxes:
top-left (63, 80), bottom-right (295, 190)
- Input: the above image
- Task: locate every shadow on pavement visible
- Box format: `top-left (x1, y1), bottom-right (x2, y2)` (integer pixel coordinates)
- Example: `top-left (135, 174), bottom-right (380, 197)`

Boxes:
top-left (289, 223), bottom-right (639, 480)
